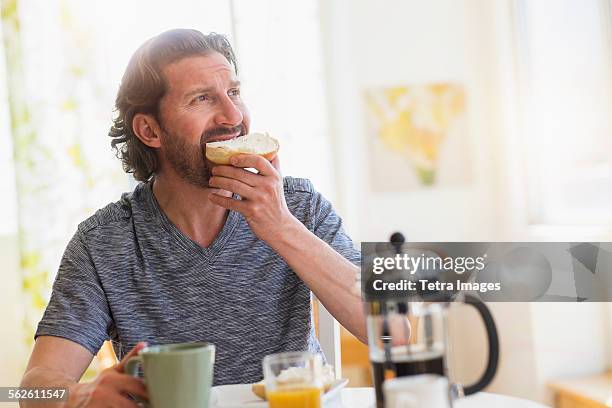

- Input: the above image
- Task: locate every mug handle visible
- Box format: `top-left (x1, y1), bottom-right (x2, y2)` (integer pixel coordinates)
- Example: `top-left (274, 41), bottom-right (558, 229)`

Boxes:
top-left (125, 356), bottom-right (142, 377)
top-left (125, 356), bottom-right (149, 407)
top-left (460, 294), bottom-right (500, 395)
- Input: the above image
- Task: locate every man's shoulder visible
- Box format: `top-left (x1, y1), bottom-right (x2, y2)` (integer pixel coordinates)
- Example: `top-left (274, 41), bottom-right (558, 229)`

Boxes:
top-left (283, 176), bottom-right (316, 195)
top-left (282, 176), bottom-right (330, 229)
top-left (77, 184), bottom-right (146, 234)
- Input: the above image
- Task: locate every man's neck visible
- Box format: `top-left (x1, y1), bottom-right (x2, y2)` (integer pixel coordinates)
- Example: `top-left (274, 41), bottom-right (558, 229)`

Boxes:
top-left (152, 171), bottom-right (232, 248)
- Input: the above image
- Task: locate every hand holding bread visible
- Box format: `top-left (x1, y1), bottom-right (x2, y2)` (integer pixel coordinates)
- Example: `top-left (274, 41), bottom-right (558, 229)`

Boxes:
top-left (207, 131), bottom-right (300, 245)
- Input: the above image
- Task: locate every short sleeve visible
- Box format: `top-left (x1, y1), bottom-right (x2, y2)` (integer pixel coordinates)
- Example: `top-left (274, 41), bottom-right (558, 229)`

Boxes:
top-left (35, 230), bottom-right (112, 355)
top-left (310, 191), bottom-right (361, 266)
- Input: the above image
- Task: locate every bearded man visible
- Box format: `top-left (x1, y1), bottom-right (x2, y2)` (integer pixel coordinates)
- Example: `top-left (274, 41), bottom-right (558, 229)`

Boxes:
top-left (20, 29), bottom-right (364, 407)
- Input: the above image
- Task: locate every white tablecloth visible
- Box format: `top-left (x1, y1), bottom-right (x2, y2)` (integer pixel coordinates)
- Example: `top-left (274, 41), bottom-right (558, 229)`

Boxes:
top-left (339, 388), bottom-right (550, 408)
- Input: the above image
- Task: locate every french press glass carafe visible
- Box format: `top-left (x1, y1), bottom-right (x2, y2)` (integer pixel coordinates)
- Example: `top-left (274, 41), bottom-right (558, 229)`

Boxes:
top-left (365, 234), bottom-right (499, 408)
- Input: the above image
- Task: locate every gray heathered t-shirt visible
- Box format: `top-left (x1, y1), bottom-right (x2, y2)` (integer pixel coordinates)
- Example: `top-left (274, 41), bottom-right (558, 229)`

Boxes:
top-left (36, 176), bottom-right (360, 385)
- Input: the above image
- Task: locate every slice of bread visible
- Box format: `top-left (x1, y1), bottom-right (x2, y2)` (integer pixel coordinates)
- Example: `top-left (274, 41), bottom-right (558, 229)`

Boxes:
top-left (252, 382), bottom-right (266, 400)
top-left (205, 132), bottom-right (279, 165)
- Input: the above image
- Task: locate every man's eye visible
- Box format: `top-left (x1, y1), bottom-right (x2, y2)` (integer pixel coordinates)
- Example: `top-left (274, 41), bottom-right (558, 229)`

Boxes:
top-left (229, 89), bottom-right (240, 97)
top-left (195, 95), bottom-right (211, 103)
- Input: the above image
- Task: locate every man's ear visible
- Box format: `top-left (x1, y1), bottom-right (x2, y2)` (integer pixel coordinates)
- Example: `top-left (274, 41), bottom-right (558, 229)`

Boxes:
top-left (132, 113), bottom-right (162, 148)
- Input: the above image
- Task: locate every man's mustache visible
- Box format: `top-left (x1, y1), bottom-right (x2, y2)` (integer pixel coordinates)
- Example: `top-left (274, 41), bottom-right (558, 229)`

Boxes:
top-left (203, 124), bottom-right (245, 142)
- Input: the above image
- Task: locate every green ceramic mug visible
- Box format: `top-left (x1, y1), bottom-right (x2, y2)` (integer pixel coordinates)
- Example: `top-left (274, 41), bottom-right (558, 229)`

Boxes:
top-left (125, 342), bottom-right (215, 408)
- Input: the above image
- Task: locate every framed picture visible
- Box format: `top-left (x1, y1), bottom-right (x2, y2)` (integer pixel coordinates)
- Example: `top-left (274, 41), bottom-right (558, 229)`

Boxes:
top-left (364, 83), bottom-right (470, 191)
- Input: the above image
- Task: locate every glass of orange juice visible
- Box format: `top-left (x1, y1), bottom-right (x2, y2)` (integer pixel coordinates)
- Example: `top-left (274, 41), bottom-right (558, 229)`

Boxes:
top-left (263, 352), bottom-right (324, 408)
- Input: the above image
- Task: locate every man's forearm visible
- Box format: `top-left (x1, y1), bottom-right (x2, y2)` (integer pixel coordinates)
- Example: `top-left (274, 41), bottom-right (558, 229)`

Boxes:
top-left (269, 219), bottom-right (367, 343)
top-left (20, 366), bottom-right (77, 408)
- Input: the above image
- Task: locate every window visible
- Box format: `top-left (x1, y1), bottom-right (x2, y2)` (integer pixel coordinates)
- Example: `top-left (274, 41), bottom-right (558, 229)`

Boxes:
top-left (513, 0), bottom-right (612, 227)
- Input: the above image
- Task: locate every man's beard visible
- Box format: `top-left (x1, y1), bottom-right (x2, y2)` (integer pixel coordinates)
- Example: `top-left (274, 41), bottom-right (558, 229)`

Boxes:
top-left (159, 122), bottom-right (245, 188)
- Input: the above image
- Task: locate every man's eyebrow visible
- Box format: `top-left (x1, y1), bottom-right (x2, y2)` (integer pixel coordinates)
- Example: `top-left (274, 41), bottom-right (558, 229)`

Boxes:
top-left (183, 81), bottom-right (241, 99)
top-left (184, 86), bottom-right (215, 99)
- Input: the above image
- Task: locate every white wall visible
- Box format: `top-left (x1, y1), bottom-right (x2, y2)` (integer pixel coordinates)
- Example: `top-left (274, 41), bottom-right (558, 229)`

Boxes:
top-left (321, 0), bottom-right (507, 243)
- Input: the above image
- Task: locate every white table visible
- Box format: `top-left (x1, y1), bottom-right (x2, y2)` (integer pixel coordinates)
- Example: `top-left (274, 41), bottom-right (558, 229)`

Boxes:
top-left (339, 388), bottom-right (550, 408)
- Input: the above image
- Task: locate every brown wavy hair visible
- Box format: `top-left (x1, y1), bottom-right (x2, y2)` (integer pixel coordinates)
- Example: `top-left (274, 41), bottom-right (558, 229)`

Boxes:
top-left (109, 29), bottom-right (238, 181)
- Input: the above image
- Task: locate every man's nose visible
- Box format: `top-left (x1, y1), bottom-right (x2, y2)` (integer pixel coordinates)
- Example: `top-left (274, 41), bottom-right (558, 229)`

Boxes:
top-left (215, 95), bottom-right (243, 127)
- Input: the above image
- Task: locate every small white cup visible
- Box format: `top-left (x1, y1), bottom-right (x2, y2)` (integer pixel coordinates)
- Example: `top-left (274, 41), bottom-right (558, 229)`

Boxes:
top-left (383, 374), bottom-right (451, 408)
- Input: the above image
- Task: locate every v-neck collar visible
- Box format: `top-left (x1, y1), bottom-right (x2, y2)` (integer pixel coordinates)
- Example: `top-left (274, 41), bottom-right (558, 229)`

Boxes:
top-left (142, 180), bottom-right (240, 261)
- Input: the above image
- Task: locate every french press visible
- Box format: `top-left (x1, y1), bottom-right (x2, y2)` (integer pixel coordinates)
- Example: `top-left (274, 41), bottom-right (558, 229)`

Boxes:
top-left (365, 233), bottom-right (499, 408)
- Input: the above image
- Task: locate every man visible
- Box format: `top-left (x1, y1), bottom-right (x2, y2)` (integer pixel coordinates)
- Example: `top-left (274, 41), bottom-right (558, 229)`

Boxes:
top-left (20, 29), bottom-right (364, 407)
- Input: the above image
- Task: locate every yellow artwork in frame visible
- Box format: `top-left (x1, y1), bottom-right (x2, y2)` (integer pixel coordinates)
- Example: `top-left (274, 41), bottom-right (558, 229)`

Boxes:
top-left (364, 83), bottom-right (469, 189)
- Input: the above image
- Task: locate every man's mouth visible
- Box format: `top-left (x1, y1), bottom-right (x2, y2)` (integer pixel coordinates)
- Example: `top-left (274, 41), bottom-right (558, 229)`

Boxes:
top-left (208, 132), bottom-right (242, 143)
top-left (204, 124), bottom-right (246, 144)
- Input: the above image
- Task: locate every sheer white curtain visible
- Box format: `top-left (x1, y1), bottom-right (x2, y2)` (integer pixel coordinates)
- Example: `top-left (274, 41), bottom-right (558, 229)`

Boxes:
top-left (0, 19), bottom-right (17, 236)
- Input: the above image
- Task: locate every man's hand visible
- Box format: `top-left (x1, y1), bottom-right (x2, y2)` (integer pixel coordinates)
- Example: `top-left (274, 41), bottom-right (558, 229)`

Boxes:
top-left (66, 343), bottom-right (148, 408)
top-left (208, 154), bottom-right (299, 243)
